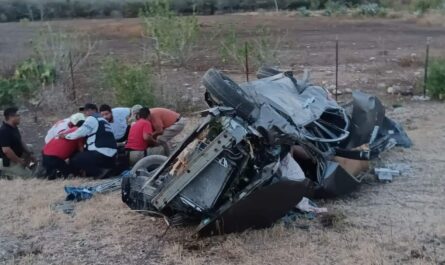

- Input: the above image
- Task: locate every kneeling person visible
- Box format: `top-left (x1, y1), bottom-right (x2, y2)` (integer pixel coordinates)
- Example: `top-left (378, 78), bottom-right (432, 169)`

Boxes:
top-left (99, 104), bottom-right (130, 142)
top-left (149, 107), bottom-right (187, 146)
top-left (0, 107), bottom-right (36, 178)
top-left (125, 107), bottom-right (156, 166)
top-left (42, 114), bottom-right (85, 179)
top-left (61, 103), bottom-right (117, 177)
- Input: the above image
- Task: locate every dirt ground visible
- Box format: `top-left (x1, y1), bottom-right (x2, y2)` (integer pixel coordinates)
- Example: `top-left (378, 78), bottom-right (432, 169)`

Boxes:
top-left (1, 13), bottom-right (445, 264)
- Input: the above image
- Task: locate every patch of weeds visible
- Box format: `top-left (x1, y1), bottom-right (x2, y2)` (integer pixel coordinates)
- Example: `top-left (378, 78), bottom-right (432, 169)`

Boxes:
top-left (298, 6), bottom-right (311, 16)
top-left (356, 3), bottom-right (387, 17)
top-left (102, 58), bottom-right (156, 107)
top-left (0, 59), bottom-right (54, 107)
top-left (411, 0), bottom-right (444, 14)
top-left (141, 0), bottom-right (200, 66)
top-left (427, 58), bottom-right (445, 100)
top-left (398, 54), bottom-right (422, 67)
top-left (323, 0), bottom-right (348, 16)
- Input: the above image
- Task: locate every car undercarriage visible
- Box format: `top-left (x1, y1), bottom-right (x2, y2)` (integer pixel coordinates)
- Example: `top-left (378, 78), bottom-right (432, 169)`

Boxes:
top-left (122, 67), bottom-right (412, 237)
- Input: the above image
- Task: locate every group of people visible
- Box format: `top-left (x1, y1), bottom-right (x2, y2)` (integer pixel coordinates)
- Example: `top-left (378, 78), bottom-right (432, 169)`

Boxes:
top-left (0, 103), bottom-right (187, 179)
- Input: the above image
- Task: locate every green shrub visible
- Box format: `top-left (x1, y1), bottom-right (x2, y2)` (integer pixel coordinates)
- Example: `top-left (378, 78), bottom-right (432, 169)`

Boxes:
top-left (411, 0), bottom-right (444, 13)
top-left (357, 3), bottom-right (385, 16)
top-left (427, 58), bottom-right (445, 100)
top-left (0, 59), bottom-right (50, 107)
top-left (102, 58), bottom-right (155, 107)
top-left (0, 78), bottom-right (31, 106)
top-left (323, 0), bottom-right (347, 16)
top-left (141, 0), bottom-right (200, 66)
top-left (298, 6), bottom-right (311, 16)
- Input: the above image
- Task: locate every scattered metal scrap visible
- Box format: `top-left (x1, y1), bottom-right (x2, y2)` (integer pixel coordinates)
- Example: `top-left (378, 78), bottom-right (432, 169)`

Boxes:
top-left (64, 173), bottom-right (127, 201)
top-left (375, 168), bottom-right (401, 182)
top-left (121, 67), bottom-right (412, 237)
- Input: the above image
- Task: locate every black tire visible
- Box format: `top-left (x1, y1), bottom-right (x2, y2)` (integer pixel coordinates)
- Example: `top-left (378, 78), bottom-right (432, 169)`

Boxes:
top-left (202, 68), bottom-right (258, 122)
top-left (130, 155), bottom-right (167, 175)
top-left (122, 155), bottom-right (168, 208)
top-left (256, 66), bottom-right (282, 79)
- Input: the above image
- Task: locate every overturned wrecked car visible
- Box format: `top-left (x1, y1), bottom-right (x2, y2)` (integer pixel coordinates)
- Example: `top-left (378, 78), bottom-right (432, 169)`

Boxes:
top-left (122, 67), bottom-right (412, 237)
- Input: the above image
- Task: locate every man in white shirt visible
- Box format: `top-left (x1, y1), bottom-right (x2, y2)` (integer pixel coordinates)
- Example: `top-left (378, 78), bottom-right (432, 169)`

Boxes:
top-left (99, 104), bottom-right (130, 142)
top-left (60, 103), bottom-right (117, 177)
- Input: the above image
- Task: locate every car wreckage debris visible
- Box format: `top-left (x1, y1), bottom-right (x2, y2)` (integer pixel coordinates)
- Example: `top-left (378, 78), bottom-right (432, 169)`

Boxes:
top-left (121, 67), bottom-right (412, 237)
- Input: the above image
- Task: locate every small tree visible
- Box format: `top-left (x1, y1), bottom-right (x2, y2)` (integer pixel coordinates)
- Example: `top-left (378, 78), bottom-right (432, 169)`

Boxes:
top-left (141, 0), bottom-right (200, 66)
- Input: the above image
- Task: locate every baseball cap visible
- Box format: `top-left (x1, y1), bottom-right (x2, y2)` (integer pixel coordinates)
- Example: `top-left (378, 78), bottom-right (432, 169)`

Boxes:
top-left (128, 104), bottom-right (143, 124)
top-left (70, 113), bottom-right (85, 126)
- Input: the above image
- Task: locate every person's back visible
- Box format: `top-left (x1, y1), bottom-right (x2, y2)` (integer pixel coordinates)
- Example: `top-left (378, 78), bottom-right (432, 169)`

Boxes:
top-left (150, 108), bottom-right (180, 129)
top-left (125, 107), bottom-right (154, 166)
top-left (111, 107), bottom-right (130, 140)
top-left (149, 107), bottom-right (186, 146)
top-left (43, 127), bottom-right (83, 160)
top-left (44, 118), bottom-right (70, 144)
top-left (126, 119), bottom-right (153, 151)
top-left (42, 127), bottom-right (84, 178)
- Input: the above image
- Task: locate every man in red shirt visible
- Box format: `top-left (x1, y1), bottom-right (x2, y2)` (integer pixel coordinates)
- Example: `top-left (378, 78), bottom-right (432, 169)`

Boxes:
top-left (42, 123), bottom-right (85, 179)
top-left (125, 107), bottom-right (156, 166)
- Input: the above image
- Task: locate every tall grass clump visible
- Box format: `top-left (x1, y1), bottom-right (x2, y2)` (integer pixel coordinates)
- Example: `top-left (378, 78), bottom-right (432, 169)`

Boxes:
top-left (427, 58), bottom-right (445, 100)
top-left (102, 58), bottom-right (156, 107)
top-left (411, 0), bottom-right (444, 13)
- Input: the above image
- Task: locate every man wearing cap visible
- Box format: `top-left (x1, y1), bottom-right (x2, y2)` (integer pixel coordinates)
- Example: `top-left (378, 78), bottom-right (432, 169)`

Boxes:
top-left (0, 107), bottom-right (36, 178)
top-left (128, 104), bottom-right (143, 126)
top-left (44, 112), bottom-right (85, 144)
top-left (60, 103), bottom-right (117, 177)
top-left (41, 116), bottom-right (85, 179)
top-left (99, 104), bottom-right (130, 142)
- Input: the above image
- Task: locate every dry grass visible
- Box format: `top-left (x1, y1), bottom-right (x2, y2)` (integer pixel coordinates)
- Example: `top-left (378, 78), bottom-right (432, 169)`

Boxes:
top-left (1, 102), bottom-right (445, 264)
top-left (399, 53), bottom-right (423, 67)
top-left (416, 10), bottom-right (445, 27)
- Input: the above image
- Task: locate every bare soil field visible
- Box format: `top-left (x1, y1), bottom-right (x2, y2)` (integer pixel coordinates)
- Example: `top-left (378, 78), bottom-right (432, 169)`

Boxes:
top-left (1, 13), bottom-right (445, 264)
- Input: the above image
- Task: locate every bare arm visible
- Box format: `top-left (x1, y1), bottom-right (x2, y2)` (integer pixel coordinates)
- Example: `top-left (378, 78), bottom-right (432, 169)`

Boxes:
top-left (64, 117), bottom-right (96, 140)
top-left (151, 116), bottom-right (164, 138)
top-left (21, 142), bottom-right (36, 163)
top-left (1, 147), bottom-right (25, 166)
top-left (143, 132), bottom-right (158, 146)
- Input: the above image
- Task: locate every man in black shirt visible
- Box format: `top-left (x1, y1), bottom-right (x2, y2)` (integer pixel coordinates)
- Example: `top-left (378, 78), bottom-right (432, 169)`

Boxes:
top-left (0, 107), bottom-right (35, 178)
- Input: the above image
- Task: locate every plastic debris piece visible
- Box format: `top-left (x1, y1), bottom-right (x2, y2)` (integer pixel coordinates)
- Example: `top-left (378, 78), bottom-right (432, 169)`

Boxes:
top-left (295, 197), bottom-right (328, 214)
top-left (375, 168), bottom-right (400, 182)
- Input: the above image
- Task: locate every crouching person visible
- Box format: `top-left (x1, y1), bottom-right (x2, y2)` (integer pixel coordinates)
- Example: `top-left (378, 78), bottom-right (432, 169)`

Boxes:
top-left (60, 104), bottom-right (117, 178)
top-left (42, 113), bottom-right (85, 179)
top-left (150, 108), bottom-right (187, 145)
top-left (125, 107), bottom-right (156, 166)
top-left (0, 107), bottom-right (36, 178)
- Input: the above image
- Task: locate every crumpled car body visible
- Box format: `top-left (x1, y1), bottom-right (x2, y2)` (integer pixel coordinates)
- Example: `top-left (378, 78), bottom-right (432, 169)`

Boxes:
top-left (122, 67), bottom-right (411, 237)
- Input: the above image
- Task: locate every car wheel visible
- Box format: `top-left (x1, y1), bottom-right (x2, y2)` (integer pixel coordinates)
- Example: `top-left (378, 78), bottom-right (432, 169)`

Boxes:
top-left (130, 155), bottom-right (167, 175)
top-left (202, 68), bottom-right (258, 122)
